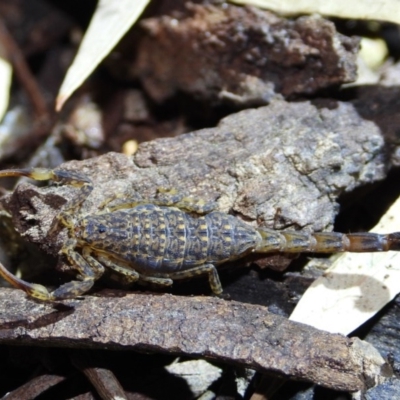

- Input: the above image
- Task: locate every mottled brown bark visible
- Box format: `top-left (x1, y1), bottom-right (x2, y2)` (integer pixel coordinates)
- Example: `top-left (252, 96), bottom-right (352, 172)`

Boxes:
top-left (0, 288), bottom-right (391, 392)
top-left (127, 3), bottom-right (359, 105)
top-left (2, 98), bottom-right (391, 262)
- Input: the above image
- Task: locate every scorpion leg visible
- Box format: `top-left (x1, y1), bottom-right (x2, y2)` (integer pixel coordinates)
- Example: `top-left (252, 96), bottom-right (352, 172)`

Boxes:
top-left (100, 188), bottom-right (217, 215)
top-left (94, 256), bottom-right (175, 289)
top-left (138, 275), bottom-right (173, 287)
top-left (0, 240), bottom-right (102, 301)
top-left (166, 264), bottom-right (223, 295)
top-left (82, 247), bottom-right (105, 277)
top-left (92, 251), bottom-right (174, 288)
top-left (50, 239), bottom-right (101, 299)
top-left (97, 192), bottom-right (141, 212)
top-left (95, 252), bottom-right (173, 287)
top-left (94, 253), bottom-right (140, 284)
top-left (155, 188), bottom-right (217, 214)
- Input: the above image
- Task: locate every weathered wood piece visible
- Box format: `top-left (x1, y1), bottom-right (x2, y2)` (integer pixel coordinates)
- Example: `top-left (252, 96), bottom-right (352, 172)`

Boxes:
top-left (1, 99), bottom-right (389, 262)
top-left (70, 351), bottom-right (128, 400)
top-left (3, 374), bottom-right (66, 400)
top-left (129, 3), bottom-right (359, 104)
top-left (0, 288), bottom-right (392, 392)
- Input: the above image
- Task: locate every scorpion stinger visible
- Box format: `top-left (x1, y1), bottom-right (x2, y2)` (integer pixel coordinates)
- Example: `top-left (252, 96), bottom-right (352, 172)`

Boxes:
top-left (1, 166), bottom-right (400, 301)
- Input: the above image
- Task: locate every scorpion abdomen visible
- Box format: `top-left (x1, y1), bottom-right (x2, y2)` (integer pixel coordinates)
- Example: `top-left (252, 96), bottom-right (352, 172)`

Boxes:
top-left (77, 204), bottom-right (259, 273)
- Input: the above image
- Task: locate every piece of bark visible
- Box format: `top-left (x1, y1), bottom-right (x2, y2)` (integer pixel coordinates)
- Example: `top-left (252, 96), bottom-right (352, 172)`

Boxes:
top-left (127, 2), bottom-right (359, 105)
top-left (3, 374), bottom-right (66, 400)
top-left (70, 351), bottom-right (128, 400)
top-left (0, 288), bottom-right (392, 393)
top-left (348, 84), bottom-right (400, 167)
top-left (1, 98), bottom-right (389, 261)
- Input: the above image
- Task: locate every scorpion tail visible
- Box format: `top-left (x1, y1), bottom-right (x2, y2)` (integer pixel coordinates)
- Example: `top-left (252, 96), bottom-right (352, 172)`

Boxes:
top-left (338, 231), bottom-right (400, 252)
top-left (255, 229), bottom-right (400, 253)
top-left (387, 232), bottom-right (400, 250)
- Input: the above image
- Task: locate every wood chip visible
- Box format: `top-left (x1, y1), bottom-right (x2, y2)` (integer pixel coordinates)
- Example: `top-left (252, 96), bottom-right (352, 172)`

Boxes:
top-left (0, 288), bottom-right (392, 392)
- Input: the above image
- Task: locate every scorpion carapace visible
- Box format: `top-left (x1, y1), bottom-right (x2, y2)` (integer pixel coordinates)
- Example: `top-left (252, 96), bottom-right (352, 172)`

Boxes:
top-left (0, 167), bottom-right (400, 301)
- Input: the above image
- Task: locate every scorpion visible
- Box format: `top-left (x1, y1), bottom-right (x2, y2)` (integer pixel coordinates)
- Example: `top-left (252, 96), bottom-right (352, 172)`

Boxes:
top-left (0, 167), bottom-right (400, 301)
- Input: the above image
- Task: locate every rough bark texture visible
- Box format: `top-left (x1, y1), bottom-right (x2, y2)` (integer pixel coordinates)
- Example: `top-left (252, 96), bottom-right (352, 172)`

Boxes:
top-left (128, 2), bottom-right (359, 105)
top-left (2, 98), bottom-right (390, 262)
top-left (350, 85), bottom-right (400, 167)
top-left (0, 288), bottom-right (392, 392)
top-left (3, 374), bottom-right (67, 400)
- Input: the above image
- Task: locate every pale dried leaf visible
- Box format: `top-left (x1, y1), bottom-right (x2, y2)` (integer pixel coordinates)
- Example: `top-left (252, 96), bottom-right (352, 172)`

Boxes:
top-left (0, 56), bottom-right (12, 122)
top-left (165, 360), bottom-right (222, 398)
top-left (229, 0), bottom-right (400, 24)
top-left (359, 37), bottom-right (388, 70)
top-left (56, 0), bottom-right (150, 111)
top-left (290, 196), bottom-right (400, 335)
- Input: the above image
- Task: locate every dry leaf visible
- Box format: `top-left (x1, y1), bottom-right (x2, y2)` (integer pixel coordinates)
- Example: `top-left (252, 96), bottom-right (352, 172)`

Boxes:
top-left (290, 197), bottom-right (400, 335)
top-left (230, 0), bottom-right (400, 24)
top-left (165, 360), bottom-right (223, 398)
top-left (359, 37), bottom-right (388, 70)
top-left (56, 0), bottom-right (150, 111)
top-left (0, 56), bottom-right (12, 121)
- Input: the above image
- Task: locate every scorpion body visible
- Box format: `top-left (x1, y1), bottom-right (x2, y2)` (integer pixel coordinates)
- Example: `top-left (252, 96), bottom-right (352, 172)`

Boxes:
top-left (0, 167), bottom-right (400, 301)
top-left (78, 205), bottom-right (259, 274)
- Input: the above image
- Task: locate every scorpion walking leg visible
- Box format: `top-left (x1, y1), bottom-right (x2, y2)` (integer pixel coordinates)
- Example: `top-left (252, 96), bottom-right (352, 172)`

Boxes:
top-left (94, 253), bottom-right (140, 284)
top-left (167, 264), bottom-right (223, 295)
top-left (101, 188), bottom-right (217, 215)
top-left (155, 188), bottom-right (217, 214)
top-left (50, 239), bottom-right (101, 299)
top-left (138, 275), bottom-right (173, 287)
top-left (0, 240), bottom-right (102, 301)
top-left (82, 247), bottom-right (105, 277)
top-left (94, 254), bottom-right (174, 288)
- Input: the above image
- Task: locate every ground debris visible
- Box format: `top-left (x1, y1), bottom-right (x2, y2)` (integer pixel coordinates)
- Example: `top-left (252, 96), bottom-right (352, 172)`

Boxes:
top-left (127, 2), bottom-right (359, 105)
top-left (0, 288), bottom-right (392, 392)
top-left (2, 2), bottom-right (400, 399)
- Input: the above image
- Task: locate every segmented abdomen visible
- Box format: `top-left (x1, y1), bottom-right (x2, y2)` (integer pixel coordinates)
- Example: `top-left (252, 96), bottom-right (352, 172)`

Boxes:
top-left (81, 204), bottom-right (259, 273)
